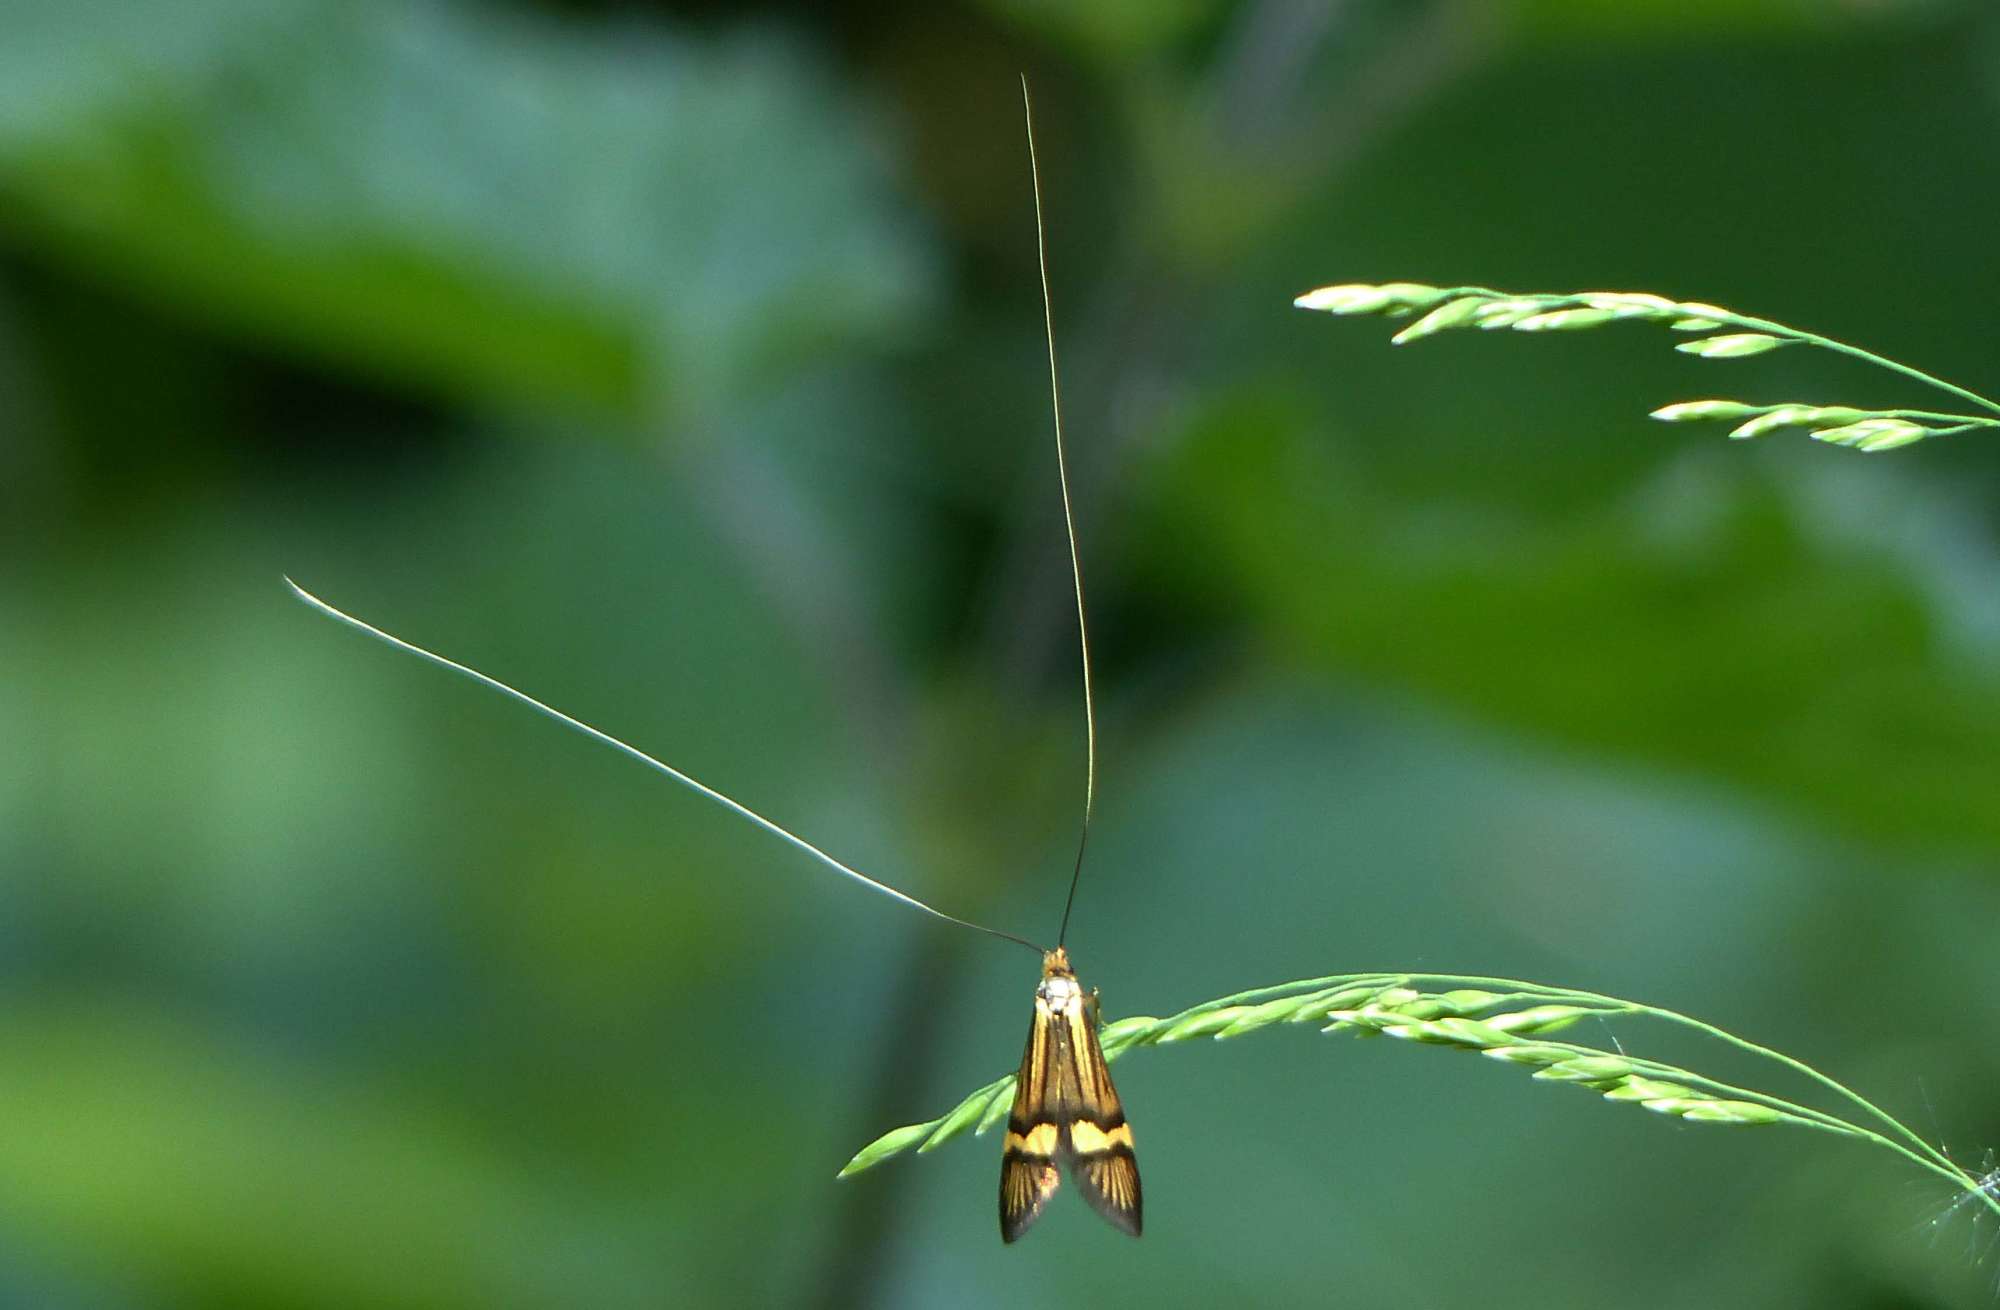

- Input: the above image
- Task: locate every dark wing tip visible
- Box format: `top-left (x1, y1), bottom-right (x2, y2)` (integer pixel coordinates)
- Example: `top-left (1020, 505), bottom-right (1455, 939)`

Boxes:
top-left (1072, 1151), bottom-right (1142, 1238)
top-left (1000, 1155), bottom-right (1060, 1244)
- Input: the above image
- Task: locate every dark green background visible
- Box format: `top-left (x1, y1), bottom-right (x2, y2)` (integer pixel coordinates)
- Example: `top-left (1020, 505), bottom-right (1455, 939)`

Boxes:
top-left (8, 0), bottom-right (2000, 1305)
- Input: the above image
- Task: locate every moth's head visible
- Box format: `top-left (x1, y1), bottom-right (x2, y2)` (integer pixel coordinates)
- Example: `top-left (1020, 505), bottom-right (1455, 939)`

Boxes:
top-left (1041, 947), bottom-right (1073, 979)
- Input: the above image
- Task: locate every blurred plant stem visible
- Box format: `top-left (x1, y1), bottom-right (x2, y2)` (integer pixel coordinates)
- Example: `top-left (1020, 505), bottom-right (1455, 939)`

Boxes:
top-left (685, 436), bottom-right (910, 763)
top-left (677, 428), bottom-right (961, 1306)
top-left (811, 931), bottom-right (969, 1310)
top-left (979, 0), bottom-right (1503, 704)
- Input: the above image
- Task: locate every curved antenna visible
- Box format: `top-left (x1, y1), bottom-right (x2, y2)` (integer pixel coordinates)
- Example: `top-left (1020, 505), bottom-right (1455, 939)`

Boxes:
top-left (1020, 78), bottom-right (1096, 950)
top-left (287, 579), bottom-right (1044, 956)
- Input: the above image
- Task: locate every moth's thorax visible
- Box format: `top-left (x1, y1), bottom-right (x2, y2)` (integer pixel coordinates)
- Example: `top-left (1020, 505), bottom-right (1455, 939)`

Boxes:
top-left (1038, 973), bottom-right (1082, 1009)
top-left (1037, 947), bottom-right (1081, 1008)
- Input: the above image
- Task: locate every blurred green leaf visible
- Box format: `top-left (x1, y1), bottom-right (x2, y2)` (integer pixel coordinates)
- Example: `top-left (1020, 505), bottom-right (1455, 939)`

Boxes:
top-left (1137, 390), bottom-right (2000, 855)
top-left (0, 1001), bottom-right (653, 1309)
top-left (1517, 0), bottom-right (1888, 37)
top-left (0, 0), bottom-right (933, 419)
top-left (984, 0), bottom-right (1224, 58)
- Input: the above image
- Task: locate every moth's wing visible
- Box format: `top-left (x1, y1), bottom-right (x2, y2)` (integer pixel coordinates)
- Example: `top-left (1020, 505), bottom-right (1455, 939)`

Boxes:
top-left (1061, 1006), bottom-right (1142, 1238)
top-left (999, 998), bottom-right (1063, 1243)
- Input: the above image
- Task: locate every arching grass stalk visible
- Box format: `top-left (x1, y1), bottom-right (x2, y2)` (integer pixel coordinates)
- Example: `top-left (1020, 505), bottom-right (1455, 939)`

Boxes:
top-left (837, 972), bottom-right (2000, 1225)
top-left (1291, 283), bottom-right (2000, 453)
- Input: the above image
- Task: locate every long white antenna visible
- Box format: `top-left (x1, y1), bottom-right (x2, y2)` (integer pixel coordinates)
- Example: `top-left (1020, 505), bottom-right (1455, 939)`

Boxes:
top-left (1020, 78), bottom-right (1096, 950)
top-left (287, 579), bottom-right (1044, 955)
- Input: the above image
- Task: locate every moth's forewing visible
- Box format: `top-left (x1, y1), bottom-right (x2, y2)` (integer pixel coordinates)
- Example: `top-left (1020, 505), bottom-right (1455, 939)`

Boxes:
top-left (1063, 1005), bottom-right (1141, 1236)
top-left (1001, 984), bottom-right (1063, 1242)
top-left (999, 949), bottom-right (1141, 1242)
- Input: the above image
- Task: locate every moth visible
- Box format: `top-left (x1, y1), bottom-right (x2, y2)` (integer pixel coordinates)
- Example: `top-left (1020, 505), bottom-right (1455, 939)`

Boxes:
top-left (1002, 946), bottom-right (1141, 1241)
top-left (288, 78), bottom-right (1139, 1243)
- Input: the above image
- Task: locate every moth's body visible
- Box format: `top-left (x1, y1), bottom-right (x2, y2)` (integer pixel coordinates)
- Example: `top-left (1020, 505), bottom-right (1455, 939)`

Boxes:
top-left (1000, 947), bottom-right (1142, 1241)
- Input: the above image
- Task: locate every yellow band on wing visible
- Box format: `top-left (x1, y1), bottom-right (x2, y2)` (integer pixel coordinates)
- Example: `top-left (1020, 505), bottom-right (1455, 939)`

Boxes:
top-left (1068, 1120), bottom-right (1135, 1154)
top-left (1003, 1122), bottom-right (1061, 1156)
